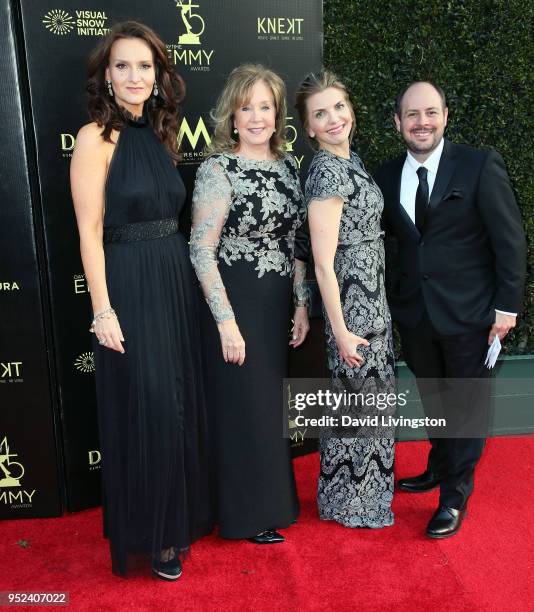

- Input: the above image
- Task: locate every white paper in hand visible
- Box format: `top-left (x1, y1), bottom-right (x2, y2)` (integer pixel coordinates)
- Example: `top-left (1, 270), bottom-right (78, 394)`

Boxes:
top-left (485, 334), bottom-right (502, 369)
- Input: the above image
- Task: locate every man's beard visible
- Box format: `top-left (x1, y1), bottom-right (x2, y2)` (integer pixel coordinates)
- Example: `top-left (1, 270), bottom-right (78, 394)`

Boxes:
top-left (405, 130), bottom-right (440, 155)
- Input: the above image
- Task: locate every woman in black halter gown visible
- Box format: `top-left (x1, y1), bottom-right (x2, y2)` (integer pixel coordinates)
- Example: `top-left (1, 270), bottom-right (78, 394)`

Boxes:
top-left (71, 22), bottom-right (211, 579)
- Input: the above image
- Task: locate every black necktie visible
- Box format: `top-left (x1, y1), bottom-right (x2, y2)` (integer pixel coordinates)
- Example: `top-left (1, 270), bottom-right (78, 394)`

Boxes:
top-left (415, 166), bottom-right (429, 233)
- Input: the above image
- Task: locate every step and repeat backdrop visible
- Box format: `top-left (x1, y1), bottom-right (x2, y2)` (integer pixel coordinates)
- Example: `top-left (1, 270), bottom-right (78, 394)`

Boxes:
top-left (1, 0), bottom-right (323, 518)
top-left (0, 0), bottom-right (63, 520)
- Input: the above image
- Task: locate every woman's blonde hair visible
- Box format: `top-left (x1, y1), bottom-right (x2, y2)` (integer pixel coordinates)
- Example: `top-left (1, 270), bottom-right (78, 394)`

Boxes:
top-left (295, 69), bottom-right (356, 149)
top-left (206, 63), bottom-right (288, 158)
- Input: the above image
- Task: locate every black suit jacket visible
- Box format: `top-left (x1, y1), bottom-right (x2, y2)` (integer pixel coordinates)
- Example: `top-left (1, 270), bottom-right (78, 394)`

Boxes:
top-left (374, 139), bottom-right (526, 334)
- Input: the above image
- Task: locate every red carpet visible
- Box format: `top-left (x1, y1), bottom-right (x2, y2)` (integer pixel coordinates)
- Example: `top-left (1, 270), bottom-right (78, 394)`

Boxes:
top-left (2, 437), bottom-right (533, 611)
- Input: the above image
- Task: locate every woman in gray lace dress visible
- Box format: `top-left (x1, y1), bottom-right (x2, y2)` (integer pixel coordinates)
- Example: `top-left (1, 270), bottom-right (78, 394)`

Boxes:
top-left (190, 64), bottom-right (310, 543)
top-left (295, 70), bottom-right (395, 528)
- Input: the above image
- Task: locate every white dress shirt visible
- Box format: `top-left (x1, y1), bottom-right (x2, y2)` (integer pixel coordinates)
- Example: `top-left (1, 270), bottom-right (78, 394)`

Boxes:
top-left (399, 138), bottom-right (515, 318)
top-left (400, 137), bottom-right (444, 224)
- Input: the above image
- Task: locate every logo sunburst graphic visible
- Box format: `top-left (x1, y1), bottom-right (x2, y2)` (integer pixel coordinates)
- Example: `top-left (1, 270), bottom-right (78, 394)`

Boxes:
top-left (74, 352), bottom-right (95, 373)
top-left (42, 9), bottom-right (75, 35)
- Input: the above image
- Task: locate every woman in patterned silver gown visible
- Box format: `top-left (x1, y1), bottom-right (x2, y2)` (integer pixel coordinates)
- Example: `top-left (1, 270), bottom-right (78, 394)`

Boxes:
top-left (190, 64), bottom-right (310, 543)
top-left (295, 70), bottom-right (395, 528)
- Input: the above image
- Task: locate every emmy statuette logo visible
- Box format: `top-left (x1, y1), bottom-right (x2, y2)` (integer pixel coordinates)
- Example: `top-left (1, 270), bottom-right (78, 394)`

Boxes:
top-left (284, 117), bottom-right (304, 169)
top-left (0, 438), bottom-right (24, 488)
top-left (42, 9), bottom-right (75, 35)
top-left (177, 0), bottom-right (204, 45)
top-left (0, 437), bottom-right (36, 507)
top-left (169, 0), bottom-right (214, 70)
top-left (285, 116), bottom-right (298, 152)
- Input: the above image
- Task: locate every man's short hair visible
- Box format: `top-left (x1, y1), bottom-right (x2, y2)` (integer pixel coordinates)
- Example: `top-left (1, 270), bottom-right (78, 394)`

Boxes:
top-left (395, 81), bottom-right (447, 116)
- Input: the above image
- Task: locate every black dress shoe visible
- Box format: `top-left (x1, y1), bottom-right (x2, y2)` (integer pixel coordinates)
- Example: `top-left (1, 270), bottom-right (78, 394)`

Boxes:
top-left (246, 529), bottom-right (285, 544)
top-left (397, 471), bottom-right (444, 493)
top-left (426, 506), bottom-right (466, 539)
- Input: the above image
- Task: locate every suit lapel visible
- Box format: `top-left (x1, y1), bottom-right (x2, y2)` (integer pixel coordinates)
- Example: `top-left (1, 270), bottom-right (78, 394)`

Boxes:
top-left (428, 139), bottom-right (458, 213)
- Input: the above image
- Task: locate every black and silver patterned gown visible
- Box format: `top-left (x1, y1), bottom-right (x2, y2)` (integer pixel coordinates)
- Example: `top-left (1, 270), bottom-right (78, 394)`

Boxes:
top-left (305, 149), bottom-right (395, 528)
top-left (190, 152), bottom-right (306, 538)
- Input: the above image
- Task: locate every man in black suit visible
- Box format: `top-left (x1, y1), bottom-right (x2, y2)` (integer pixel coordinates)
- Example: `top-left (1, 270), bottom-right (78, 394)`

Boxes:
top-left (374, 81), bottom-right (526, 538)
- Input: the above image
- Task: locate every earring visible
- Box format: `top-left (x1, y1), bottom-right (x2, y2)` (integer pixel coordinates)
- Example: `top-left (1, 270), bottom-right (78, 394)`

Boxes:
top-left (153, 82), bottom-right (159, 97)
top-left (106, 79), bottom-right (113, 97)
top-left (233, 128), bottom-right (238, 134)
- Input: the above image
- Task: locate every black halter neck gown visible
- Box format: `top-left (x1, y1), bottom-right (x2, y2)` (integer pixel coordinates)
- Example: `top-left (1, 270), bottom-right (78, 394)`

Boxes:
top-left (94, 112), bottom-right (212, 576)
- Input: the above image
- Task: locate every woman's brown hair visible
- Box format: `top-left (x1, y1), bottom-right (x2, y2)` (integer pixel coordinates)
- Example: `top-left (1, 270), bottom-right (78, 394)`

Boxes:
top-left (86, 20), bottom-right (184, 162)
top-left (294, 70), bottom-right (356, 149)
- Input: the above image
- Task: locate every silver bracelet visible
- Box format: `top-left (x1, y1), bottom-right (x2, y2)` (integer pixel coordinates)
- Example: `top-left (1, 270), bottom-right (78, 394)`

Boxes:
top-left (89, 307), bottom-right (116, 333)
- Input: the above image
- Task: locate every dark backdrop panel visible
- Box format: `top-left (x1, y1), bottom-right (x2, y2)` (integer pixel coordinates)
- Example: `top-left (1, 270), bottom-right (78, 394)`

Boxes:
top-left (18, 0), bottom-right (323, 510)
top-left (0, 0), bottom-right (62, 519)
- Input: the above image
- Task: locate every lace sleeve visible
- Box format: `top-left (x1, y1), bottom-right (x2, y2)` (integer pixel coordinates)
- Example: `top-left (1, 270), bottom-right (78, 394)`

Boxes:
top-left (190, 157), bottom-right (235, 324)
top-left (282, 156), bottom-right (309, 306)
top-left (293, 207), bottom-right (309, 306)
top-left (305, 154), bottom-right (349, 204)
top-left (293, 258), bottom-right (308, 307)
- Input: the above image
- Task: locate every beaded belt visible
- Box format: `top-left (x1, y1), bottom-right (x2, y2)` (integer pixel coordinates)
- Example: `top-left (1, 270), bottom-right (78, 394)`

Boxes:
top-left (103, 218), bottom-right (179, 244)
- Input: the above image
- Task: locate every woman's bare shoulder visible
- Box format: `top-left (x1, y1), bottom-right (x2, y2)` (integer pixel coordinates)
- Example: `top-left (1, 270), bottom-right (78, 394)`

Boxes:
top-left (76, 122), bottom-right (118, 148)
top-left (77, 121), bottom-right (104, 141)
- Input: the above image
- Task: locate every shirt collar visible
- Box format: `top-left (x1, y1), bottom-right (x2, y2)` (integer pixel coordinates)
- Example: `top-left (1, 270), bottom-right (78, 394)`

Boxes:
top-left (406, 138), bottom-right (444, 175)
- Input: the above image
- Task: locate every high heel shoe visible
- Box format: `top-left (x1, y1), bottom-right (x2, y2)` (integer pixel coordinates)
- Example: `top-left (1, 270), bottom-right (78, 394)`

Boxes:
top-left (246, 529), bottom-right (285, 544)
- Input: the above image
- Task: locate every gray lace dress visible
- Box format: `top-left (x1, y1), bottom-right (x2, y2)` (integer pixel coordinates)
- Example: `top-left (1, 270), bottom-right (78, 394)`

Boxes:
top-left (305, 149), bottom-right (395, 528)
top-left (190, 152), bottom-right (307, 538)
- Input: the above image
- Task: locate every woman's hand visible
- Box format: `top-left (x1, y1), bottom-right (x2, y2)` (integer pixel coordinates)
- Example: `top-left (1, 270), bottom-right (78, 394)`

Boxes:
top-left (335, 329), bottom-right (369, 368)
top-left (94, 315), bottom-right (125, 354)
top-left (290, 306), bottom-right (310, 348)
top-left (217, 319), bottom-right (246, 365)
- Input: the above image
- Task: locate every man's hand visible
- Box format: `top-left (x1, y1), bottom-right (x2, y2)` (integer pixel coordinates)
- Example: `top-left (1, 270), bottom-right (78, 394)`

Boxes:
top-left (488, 312), bottom-right (516, 344)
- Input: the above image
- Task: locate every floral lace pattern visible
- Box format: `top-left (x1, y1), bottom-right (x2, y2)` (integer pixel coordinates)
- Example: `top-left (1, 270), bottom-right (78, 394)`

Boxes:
top-left (191, 153), bottom-right (306, 323)
top-left (306, 149), bottom-right (395, 528)
top-left (293, 260), bottom-right (309, 306)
